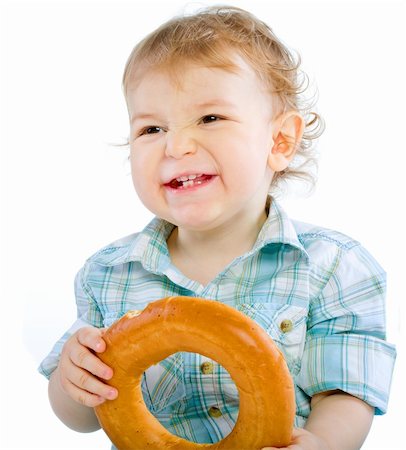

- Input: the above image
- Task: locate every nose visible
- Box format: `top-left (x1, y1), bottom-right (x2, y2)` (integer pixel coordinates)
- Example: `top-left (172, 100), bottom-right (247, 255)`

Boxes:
top-left (165, 128), bottom-right (197, 159)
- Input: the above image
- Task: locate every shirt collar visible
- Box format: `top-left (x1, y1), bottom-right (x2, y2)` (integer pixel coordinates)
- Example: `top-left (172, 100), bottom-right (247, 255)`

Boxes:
top-left (253, 195), bottom-right (308, 256)
top-left (89, 196), bottom-right (308, 271)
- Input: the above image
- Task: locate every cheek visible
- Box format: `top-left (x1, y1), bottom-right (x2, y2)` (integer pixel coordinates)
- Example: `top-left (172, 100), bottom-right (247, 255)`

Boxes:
top-left (219, 130), bottom-right (269, 168)
top-left (129, 148), bottom-right (153, 193)
top-left (227, 135), bottom-right (272, 189)
top-left (130, 154), bottom-right (161, 214)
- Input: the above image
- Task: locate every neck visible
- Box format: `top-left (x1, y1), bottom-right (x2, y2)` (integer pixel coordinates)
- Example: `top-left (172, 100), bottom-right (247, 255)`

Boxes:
top-left (167, 199), bottom-right (270, 266)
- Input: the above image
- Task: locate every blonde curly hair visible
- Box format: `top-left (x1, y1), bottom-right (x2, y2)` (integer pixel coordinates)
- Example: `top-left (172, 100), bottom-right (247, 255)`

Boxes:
top-left (120, 5), bottom-right (324, 197)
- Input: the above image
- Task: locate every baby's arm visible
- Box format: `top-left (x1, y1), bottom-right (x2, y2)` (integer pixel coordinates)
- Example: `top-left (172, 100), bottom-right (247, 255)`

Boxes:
top-left (48, 327), bottom-right (118, 432)
top-left (263, 390), bottom-right (374, 450)
top-left (304, 390), bottom-right (374, 448)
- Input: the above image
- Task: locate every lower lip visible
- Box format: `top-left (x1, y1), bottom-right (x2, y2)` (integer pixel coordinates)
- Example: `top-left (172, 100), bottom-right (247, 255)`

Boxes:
top-left (164, 175), bottom-right (218, 194)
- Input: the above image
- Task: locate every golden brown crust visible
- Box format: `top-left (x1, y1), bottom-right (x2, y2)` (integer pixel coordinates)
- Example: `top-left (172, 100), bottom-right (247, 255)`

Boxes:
top-left (95, 296), bottom-right (295, 449)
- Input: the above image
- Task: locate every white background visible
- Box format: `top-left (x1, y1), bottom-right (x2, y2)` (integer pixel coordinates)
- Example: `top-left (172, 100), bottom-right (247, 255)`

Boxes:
top-left (1, 0), bottom-right (405, 448)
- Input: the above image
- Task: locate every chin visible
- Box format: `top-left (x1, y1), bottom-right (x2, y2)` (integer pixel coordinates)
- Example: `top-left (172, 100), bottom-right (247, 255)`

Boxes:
top-left (169, 218), bottom-right (213, 230)
top-left (165, 212), bottom-right (219, 230)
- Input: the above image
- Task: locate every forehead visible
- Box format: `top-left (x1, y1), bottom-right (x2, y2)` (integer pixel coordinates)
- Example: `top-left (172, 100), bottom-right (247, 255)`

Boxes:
top-left (126, 50), bottom-right (251, 87)
top-left (126, 56), bottom-right (268, 110)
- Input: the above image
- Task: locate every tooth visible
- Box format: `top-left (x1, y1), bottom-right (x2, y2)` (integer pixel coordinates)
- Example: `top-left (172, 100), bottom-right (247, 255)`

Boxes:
top-left (176, 174), bottom-right (203, 182)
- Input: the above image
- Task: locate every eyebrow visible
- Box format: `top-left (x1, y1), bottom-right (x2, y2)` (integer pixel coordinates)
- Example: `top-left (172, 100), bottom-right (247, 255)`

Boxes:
top-left (130, 99), bottom-right (237, 125)
top-left (194, 99), bottom-right (237, 109)
top-left (130, 113), bottom-right (158, 124)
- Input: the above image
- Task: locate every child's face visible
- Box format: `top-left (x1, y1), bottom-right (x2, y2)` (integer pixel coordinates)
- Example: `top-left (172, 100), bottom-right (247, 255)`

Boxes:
top-left (127, 55), bottom-right (278, 231)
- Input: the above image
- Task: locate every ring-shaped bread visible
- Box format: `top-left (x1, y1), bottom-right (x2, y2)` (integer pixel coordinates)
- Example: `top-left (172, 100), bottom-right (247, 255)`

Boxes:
top-left (95, 296), bottom-right (295, 449)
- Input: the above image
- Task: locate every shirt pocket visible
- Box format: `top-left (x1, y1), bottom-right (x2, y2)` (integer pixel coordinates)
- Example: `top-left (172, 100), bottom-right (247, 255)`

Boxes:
top-left (142, 352), bottom-right (187, 414)
top-left (238, 302), bottom-right (307, 375)
top-left (210, 303), bottom-right (307, 407)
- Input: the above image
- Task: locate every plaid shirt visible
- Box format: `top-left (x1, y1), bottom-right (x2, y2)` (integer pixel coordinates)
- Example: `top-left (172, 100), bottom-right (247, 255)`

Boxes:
top-left (39, 196), bottom-right (396, 445)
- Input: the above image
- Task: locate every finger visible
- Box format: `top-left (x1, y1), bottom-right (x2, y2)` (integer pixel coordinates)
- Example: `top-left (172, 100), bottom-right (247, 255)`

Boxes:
top-left (70, 344), bottom-right (113, 380)
top-left (261, 446), bottom-right (297, 450)
top-left (262, 444), bottom-right (303, 450)
top-left (94, 328), bottom-right (109, 353)
top-left (291, 428), bottom-right (302, 439)
top-left (76, 327), bottom-right (107, 353)
top-left (63, 377), bottom-right (107, 408)
top-left (69, 365), bottom-right (118, 401)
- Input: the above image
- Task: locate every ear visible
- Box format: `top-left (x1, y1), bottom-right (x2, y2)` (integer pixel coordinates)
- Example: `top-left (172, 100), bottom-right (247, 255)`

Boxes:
top-left (268, 111), bottom-right (305, 172)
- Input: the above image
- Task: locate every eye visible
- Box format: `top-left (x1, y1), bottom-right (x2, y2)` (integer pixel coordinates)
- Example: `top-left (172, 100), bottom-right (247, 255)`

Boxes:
top-left (201, 115), bottom-right (221, 124)
top-left (139, 126), bottom-right (162, 136)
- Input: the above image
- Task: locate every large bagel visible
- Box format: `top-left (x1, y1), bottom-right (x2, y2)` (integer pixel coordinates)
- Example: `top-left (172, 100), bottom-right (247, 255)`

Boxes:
top-left (95, 296), bottom-right (295, 449)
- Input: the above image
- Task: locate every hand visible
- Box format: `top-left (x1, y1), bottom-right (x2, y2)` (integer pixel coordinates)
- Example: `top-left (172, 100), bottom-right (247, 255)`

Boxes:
top-left (262, 428), bottom-right (330, 450)
top-left (55, 326), bottom-right (118, 407)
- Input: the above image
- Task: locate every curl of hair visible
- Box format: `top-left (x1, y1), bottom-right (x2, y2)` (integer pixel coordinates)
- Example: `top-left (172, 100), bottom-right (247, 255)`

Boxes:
top-left (116, 5), bottom-right (325, 197)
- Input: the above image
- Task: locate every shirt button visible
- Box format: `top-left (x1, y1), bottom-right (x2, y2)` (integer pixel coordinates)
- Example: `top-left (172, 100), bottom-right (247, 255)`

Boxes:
top-left (200, 361), bottom-right (214, 375)
top-left (208, 406), bottom-right (222, 418)
top-left (280, 319), bottom-right (293, 333)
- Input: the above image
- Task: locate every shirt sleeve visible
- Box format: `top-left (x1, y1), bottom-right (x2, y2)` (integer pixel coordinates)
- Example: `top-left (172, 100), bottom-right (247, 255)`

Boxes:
top-left (37, 262), bottom-right (104, 379)
top-left (296, 242), bottom-right (396, 415)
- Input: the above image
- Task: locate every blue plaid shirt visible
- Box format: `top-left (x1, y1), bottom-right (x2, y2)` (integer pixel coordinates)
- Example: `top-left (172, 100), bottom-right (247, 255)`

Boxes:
top-left (39, 196), bottom-right (396, 445)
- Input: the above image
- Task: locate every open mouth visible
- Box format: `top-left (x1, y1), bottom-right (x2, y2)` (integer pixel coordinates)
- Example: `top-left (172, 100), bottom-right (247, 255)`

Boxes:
top-left (166, 174), bottom-right (215, 190)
